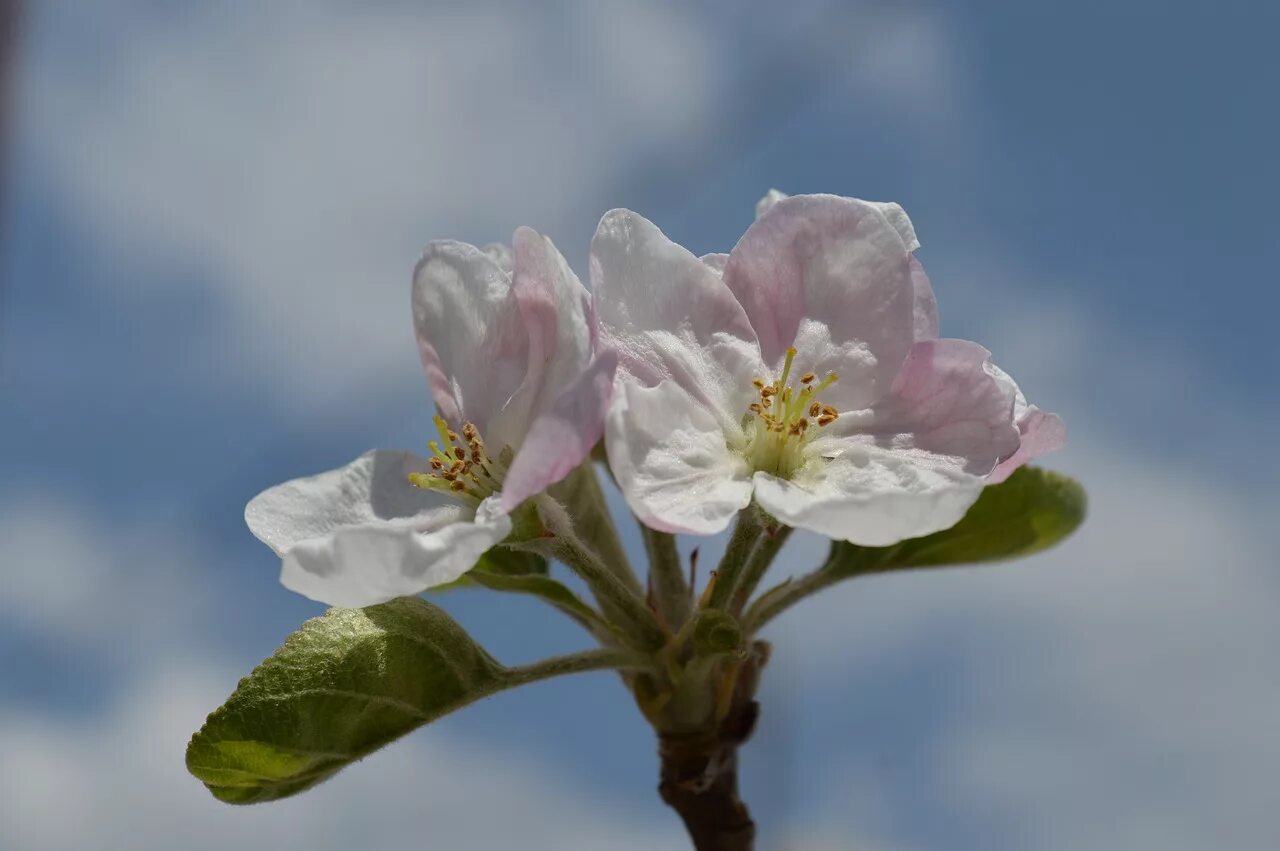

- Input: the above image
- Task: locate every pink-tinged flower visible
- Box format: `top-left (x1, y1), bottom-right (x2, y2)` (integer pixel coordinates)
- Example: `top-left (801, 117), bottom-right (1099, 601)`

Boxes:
top-left (594, 191), bottom-right (1063, 543)
top-left (246, 228), bottom-right (616, 607)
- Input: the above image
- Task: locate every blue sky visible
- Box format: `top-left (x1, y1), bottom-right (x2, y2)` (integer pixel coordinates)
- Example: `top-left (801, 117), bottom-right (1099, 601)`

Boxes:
top-left (3, 2), bottom-right (1278, 849)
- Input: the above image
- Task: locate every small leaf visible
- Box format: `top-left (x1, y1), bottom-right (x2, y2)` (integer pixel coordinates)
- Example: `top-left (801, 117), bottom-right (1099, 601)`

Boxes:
top-left (187, 597), bottom-right (506, 804)
top-left (473, 546), bottom-right (549, 577)
top-left (462, 570), bottom-right (616, 640)
top-left (830, 466), bottom-right (1085, 578)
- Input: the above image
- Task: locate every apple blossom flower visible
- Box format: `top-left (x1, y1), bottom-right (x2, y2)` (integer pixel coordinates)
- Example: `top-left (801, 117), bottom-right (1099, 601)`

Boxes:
top-left (594, 192), bottom-right (1062, 544)
top-left (245, 228), bottom-right (616, 607)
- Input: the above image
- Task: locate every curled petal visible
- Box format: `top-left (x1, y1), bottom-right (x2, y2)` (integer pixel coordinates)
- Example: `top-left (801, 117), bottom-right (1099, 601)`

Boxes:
top-left (510, 227), bottom-right (593, 422)
top-left (752, 450), bottom-right (984, 545)
top-left (592, 208), bottom-right (764, 428)
top-left (755, 189), bottom-right (920, 252)
top-left (605, 379), bottom-right (753, 535)
top-left (500, 349), bottom-right (618, 512)
top-left (989, 407), bottom-right (1067, 484)
top-left (723, 194), bottom-right (916, 410)
top-left (413, 241), bottom-right (530, 447)
top-left (246, 451), bottom-right (510, 607)
top-left (984, 363), bottom-right (1067, 482)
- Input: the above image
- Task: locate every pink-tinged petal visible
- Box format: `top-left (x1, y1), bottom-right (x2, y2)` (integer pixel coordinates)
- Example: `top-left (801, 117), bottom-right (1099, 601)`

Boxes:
top-left (723, 194), bottom-right (916, 410)
top-left (509, 227), bottom-right (593, 425)
top-left (592, 209), bottom-right (765, 428)
top-left (872, 201), bottom-right (920, 253)
top-left (752, 450), bottom-right (984, 546)
top-left (818, 339), bottom-right (1020, 475)
top-left (605, 378), bottom-right (753, 535)
top-left (910, 256), bottom-right (940, 340)
top-left (282, 497), bottom-right (510, 608)
top-left (412, 241), bottom-right (530, 447)
top-left (246, 451), bottom-right (511, 607)
top-left (500, 350), bottom-right (617, 512)
top-left (989, 408), bottom-right (1067, 483)
top-left (983, 363), bottom-right (1067, 482)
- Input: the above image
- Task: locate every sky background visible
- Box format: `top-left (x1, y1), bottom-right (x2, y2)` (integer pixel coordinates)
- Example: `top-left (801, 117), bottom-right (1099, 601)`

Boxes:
top-left (3, 1), bottom-right (1278, 849)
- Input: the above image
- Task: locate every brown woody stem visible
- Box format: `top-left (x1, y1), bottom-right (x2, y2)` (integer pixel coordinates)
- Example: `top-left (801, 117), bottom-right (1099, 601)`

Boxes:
top-left (658, 697), bottom-right (759, 850)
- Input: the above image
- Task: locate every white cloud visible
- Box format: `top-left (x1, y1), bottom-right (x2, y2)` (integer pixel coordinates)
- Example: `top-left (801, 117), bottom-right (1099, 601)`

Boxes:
top-left (19, 0), bottom-right (716, 409)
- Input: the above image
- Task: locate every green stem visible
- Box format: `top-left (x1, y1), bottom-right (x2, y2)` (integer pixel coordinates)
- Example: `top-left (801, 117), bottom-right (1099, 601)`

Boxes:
top-left (550, 463), bottom-right (643, 596)
top-left (741, 542), bottom-right (851, 633)
top-left (644, 526), bottom-right (692, 629)
top-left (729, 524), bottom-right (793, 615)
top-left (705, 507), bottom-right (765, 610)
top-left (505, 647), bottom-right (650, 687)
top-left (518, 497), bottom-right (667, 651)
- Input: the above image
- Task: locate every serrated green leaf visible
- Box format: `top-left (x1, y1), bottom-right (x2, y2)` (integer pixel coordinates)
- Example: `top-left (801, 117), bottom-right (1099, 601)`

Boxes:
top-left (830, 466), bottom-right (1085, 578)
top-left (186, 597), bottom-right (506, 804)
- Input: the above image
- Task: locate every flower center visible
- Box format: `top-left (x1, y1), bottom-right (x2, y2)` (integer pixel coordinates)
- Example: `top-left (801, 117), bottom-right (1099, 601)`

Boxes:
top-left (407, 415), bottom-right (511, 505)
top-left (741, 346), bottom-right (840, 479)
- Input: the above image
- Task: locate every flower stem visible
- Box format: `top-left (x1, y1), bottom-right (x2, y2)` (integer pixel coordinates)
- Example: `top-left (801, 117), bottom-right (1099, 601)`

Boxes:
top-left (740, 543), bottom-right (843, 632)
top-left (551, 463), bottom-right (644, 596)
top-left (705, 507), bottom-right (765, 610)
top-left (728, 524), bottom-right (792, 615)
top-left (505, 647), bottom-right (650, 687)
top-left (643, 526), bottom-right (692, 628)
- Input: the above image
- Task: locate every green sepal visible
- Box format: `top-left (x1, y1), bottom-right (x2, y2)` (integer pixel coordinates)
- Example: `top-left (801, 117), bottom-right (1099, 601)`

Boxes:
top-left (186, 597), bottom-right (507, 804)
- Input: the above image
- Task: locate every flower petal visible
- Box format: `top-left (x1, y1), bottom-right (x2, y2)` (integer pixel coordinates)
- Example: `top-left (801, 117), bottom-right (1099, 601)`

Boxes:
top-left (511, 226), bottom-right (593, 412)
top-left (752, 450), bottom-right (983, 545)
top-left (500, 349), bottom-right (617, 512)
top-left (723, 194), bottom-right (916, 410)
top-left (412, 240), bottom-right (530, 447)
top-left (282, 497), bottom-right (510, 608)
top-left (988, 407), bottom-right (1067, 484)
top-left (984, 363), bottom-right (1067, 483)
top-left (910, 256), bottom-right (940, 340)
top-left (605, 378), bottom-right (753, 535)
top-left (754, 189), bottom-right (919, 251)
top-left (817, 339), bottom-right (1021, 475)
top-left (592, 208), bottom-right (764, 428)
top-left (246, 451), bottom-right (511, 607)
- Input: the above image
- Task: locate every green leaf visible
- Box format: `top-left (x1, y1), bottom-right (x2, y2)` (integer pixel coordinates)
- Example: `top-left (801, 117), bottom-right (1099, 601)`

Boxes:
top-left (473, 546), bottom-right (549, 577)
top-left (830, 466), bottom-right (1086, 578)
top-left (186, 597), bottom-right (507, 804)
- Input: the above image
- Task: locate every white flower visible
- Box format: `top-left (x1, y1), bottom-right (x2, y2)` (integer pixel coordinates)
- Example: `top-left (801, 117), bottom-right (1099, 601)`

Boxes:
top-left (246, 228), bottom-right (616, 607)
top-left (593, 191), bottom-right (1062, 544)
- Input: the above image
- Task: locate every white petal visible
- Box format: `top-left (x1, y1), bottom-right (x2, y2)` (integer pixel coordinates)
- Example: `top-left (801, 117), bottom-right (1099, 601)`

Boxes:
top-left (412, 240), bottom-right (531, 447)
top-left (246, 451), bottom-right (510, 607)
top-left (281, 497), bottom-right (511, 608)
top-left (723, 194), bottom-right (916, 410)
top-left (605, 379), bottom-right (753, 535)
top-left (245, 450), bottom-right (469, 555)
top-left (752, 448), bottom-right (984, 546)
top-left (592, 208), bottom-right (765, 431)
top-left (869, 201), bottom-right (920, 253)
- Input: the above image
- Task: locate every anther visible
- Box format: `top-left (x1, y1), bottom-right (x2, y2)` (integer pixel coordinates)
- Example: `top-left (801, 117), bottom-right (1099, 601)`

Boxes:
top-left (450, 480), bottom-right (466, 491)
top-left (752, 377), bottom-right (765, 389)
top-left (808, 402), bottom-right (821, 417)
top-left (800, 372), bottom-right (816, 384)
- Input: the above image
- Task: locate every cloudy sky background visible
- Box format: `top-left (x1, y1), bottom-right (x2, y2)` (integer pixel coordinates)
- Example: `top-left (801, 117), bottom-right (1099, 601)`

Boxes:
top-left (3, 1), bottom-right (1278, 848)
